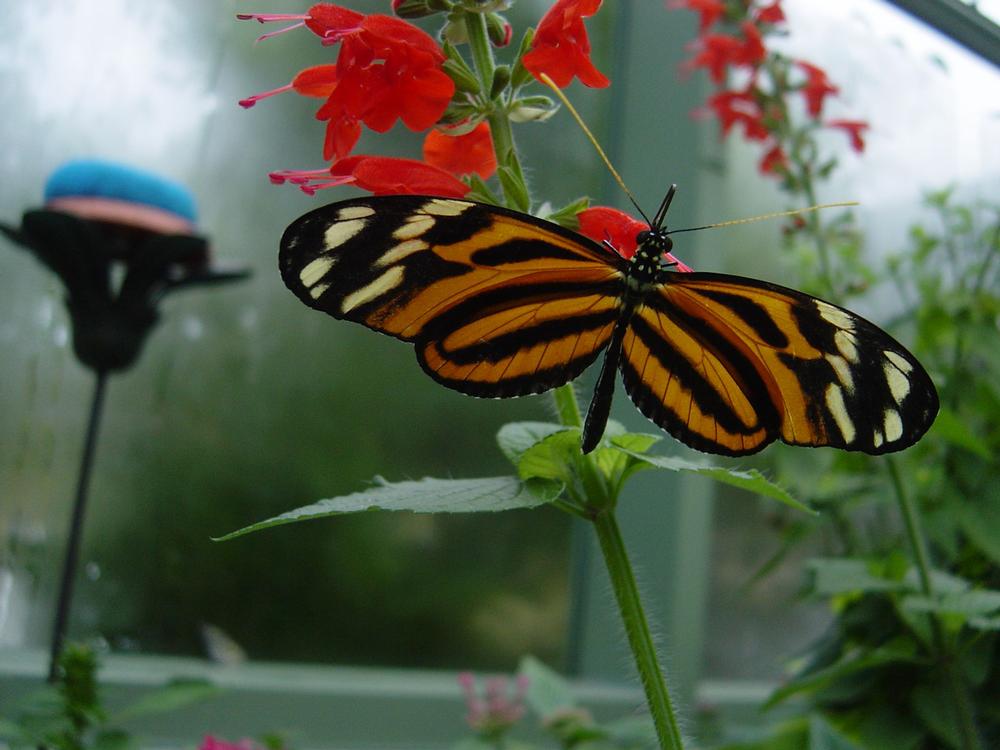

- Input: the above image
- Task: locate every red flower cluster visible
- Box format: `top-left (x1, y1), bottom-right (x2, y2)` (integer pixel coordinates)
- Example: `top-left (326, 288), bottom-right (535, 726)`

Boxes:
top-left (673, 0), bottom-right (869, 176)
top-left (241, 1), bottom-right (610, 198)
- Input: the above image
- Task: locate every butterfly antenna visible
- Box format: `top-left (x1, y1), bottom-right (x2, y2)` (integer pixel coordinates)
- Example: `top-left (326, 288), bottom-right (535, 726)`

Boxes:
top-left (538, 73), bottom-right (652, 226)
top-left (667, 202), bottom-right (859, 235)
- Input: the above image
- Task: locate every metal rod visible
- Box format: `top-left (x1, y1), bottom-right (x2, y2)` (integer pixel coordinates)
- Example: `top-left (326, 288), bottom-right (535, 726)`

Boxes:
top-left (47, 370), bottom-right (108, 683)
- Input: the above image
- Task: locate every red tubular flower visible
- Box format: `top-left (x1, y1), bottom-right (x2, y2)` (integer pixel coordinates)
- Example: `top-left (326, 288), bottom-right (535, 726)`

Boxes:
top-left (423, 123), bottom-right (497, 180)
top-left (754, 1), bottom-right (785, 24)
top-left (797, 61), bottom-right (839, 118)
top-left (239, 5), bottom-right (455, 161)
top-left (684, 22), bottom-right (764, 83)
top-left (522, 0), bottom-right (610, 88)
top-left (332, 156), bottom-right (470, 197)
top-left (577, 206), bottom-right (693, 271)
top-left (705, 89), bottom-right (770, 140)
top-left (759, 143), bottom-right (788, 174)
top-left (827, 119), bottom-right (869, 153)
top-left (667, 0), bottom-right (727, 33)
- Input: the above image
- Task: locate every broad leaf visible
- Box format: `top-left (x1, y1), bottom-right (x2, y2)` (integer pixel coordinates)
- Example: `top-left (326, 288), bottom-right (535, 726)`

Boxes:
top-left (112, 679), bottom-right (218, 722)
top-left (930, 406), bottom-right (991, 459)
top-left (218, 476), bottom-right (552, 540)
top-left (619, 450), bottom-right (810, 513)
top-left (496, 421), bottom-right (570, 465)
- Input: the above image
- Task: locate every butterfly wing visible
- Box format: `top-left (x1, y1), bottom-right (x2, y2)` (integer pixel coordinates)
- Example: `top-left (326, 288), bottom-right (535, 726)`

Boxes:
top-left (620, 272), bottom-right (938, 456)
top-left (280, 195), bottom-right (626, 398)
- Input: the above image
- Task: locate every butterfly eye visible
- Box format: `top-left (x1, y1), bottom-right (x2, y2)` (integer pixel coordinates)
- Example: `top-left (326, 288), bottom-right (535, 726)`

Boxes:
top-left (636, 229), bottom-right (650, 245)
top-left (662, 235), bottom-right (674, 253)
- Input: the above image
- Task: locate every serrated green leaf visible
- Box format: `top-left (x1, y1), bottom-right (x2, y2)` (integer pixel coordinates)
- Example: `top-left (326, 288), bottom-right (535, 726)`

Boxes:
top-left (929, 407), bottom-right (991, 458)
top-left (496, 421), bottom-right (569, 465)
top-left (618, 450), bottom-right (810, 512)
top-left (217, 477), bottom-right (551, 540)
top-left (519, 655), bottom-right (577, 718)
top-left (111, 679), bottom-right (217, 722)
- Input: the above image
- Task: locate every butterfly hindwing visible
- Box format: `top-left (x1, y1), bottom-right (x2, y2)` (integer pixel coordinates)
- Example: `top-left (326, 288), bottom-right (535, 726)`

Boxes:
top-left (280, 195), bottom-right (626, 397)
top-left (621, 273), bottom-right (939, 455)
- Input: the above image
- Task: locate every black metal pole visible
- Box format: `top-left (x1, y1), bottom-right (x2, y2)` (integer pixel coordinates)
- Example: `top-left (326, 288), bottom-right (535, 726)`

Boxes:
top-left (47, 369), bottom-right (108, 683)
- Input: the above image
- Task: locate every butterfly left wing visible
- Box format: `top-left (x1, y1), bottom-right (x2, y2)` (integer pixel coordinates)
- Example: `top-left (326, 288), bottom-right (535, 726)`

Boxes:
top-left (620, 272), bottom-right (938, 456)
top-left (280, 195), bottom-right (626, 398)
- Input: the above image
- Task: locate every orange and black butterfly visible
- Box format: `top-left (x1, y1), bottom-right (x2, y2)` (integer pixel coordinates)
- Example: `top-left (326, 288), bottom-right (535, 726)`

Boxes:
top-left (279, 189), bottom-right (938, 456)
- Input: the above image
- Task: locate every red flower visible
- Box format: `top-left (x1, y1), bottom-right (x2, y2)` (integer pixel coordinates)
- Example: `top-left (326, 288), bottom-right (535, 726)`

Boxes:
top-left (423, 123), bottom-right (497, 180)
top-left (827, 119), bottom-right (869, 153)
top-left (239, 5), bottom-right (455, 161)
top-left (754, 1), bottom-right (785, 24)
top-left (759, 143), bottom-right (787, 174)
top-left (705, 89), bottom-right (770, 140)
top-left (668, 0), bottom-right (727, 33)
top-left (269, 156), bottom-right (470, 197)
top-left (522, 0), bottom-right (610, 88)
top-left (684, 22), bottom-right (766, 83)
top-left (577, 206), bottom-right (693, 271)
top-left (797, 60), bottom-right (839, 118)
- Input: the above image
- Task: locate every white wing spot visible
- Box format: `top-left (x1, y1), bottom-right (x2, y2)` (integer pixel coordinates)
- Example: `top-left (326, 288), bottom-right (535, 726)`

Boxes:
top-left (873, 430), bottom-right (884, 449)
top-left (341, 266), bottom-right (405, 314)
top-left (299, 256), bottom-right (335, 287)
top-left (376, 239), bottom-right (428, 267)
top-left (337, 205), bottom-right (376, 220)
top-left (309, 282), bottom-right (331, 300)
top-left (885, 361), bottom-right (911, 404)
top-left (835, 329), bottom-right (859, 363)
top-left (816, 301), bottom-right (855, 331)
top-left (394, 215), bottom-right (436, 239)
top-left (825, 383), bottom-right (856, 444)
top-left (826, 354), bottom-right (855, 391)
top-left (421, 198), bottom-right (472, 216)
top-left (324, 218), bottom-right (367, 250)
top-left (884, 350), bottom-right (913, 374)
top-left (884, 408), bottom-right (903, 442)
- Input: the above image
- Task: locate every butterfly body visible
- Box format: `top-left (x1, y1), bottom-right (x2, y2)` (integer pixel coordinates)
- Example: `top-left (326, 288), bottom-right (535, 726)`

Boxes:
top-left (280, 194), bottom-right (938, 456)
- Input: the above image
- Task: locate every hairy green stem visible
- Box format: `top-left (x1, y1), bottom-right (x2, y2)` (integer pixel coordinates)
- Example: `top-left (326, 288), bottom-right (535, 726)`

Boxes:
top-left (887, 458), bottom-right (982, 750)
top-left (592, 510), bottom-right (685, 750)
top-left (464, 10), bottom-right (528, 202)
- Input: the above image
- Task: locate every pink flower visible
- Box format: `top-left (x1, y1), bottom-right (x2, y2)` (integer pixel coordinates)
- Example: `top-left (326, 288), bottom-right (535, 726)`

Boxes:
top-left (458, 672), bottom-right (529, 736)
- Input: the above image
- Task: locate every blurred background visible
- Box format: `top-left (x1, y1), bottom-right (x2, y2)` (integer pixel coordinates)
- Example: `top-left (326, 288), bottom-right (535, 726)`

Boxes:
top-left (1, 0), bottom-right (998, 747)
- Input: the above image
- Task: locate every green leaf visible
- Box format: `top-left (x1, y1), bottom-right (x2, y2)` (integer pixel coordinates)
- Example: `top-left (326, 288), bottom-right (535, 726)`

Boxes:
top-left (217, 476), bottom-right (552, 540)
top-left (902, 589), bottom-right (1000, 618)
top-left (518, 656), bottom-right (577, 718)
top-left (496, 421), bottom-right (569, 465)
top-left (618, 450), bottom-right (811, 513)
top-left (92, 729), bottom-right (136, 750)
top-left (765, 639), bottom-right (922, 709)
top-left (496, 166), bottom-right (530, 213)
top-left (955, 495), bottom-right (1000, 566)
top-left (808, 714), bottom-right (863, 750)
top-left (807, 558), bottom-right (908, 596)
top-left (111, 679), bottom-right (218, 722)
top-left (929, 407), bottom-right (991, 459)
top-left (910, 679), bottom-right (963, 750)
top-left (517, 430), bottom-right (580, 484)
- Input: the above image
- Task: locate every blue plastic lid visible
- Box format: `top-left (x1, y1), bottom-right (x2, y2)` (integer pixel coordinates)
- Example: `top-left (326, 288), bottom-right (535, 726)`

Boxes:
top-left (44, 159), bottom-right (197, 223)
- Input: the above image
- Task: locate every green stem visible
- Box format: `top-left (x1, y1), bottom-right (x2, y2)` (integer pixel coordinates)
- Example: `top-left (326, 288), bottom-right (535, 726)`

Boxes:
top-left (592, 510), bottom-right (685, 750)
top-left (463, 10), bottom-right (528, 204)
top-left (798, 166), bottom-right (837, 300)
top-left (887, 458), bottom-right (982, 750)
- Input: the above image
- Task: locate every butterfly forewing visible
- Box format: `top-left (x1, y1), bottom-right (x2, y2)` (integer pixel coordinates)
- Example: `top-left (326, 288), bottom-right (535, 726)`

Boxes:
top-left (624, 273), bottom-right (939, 455)
top-left (280, 196), bottom-right (625, 397)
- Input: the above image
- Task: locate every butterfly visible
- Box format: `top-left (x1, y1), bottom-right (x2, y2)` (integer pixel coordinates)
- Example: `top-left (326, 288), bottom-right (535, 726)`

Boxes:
top-left (278, 189), bottom-right (938, 456)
